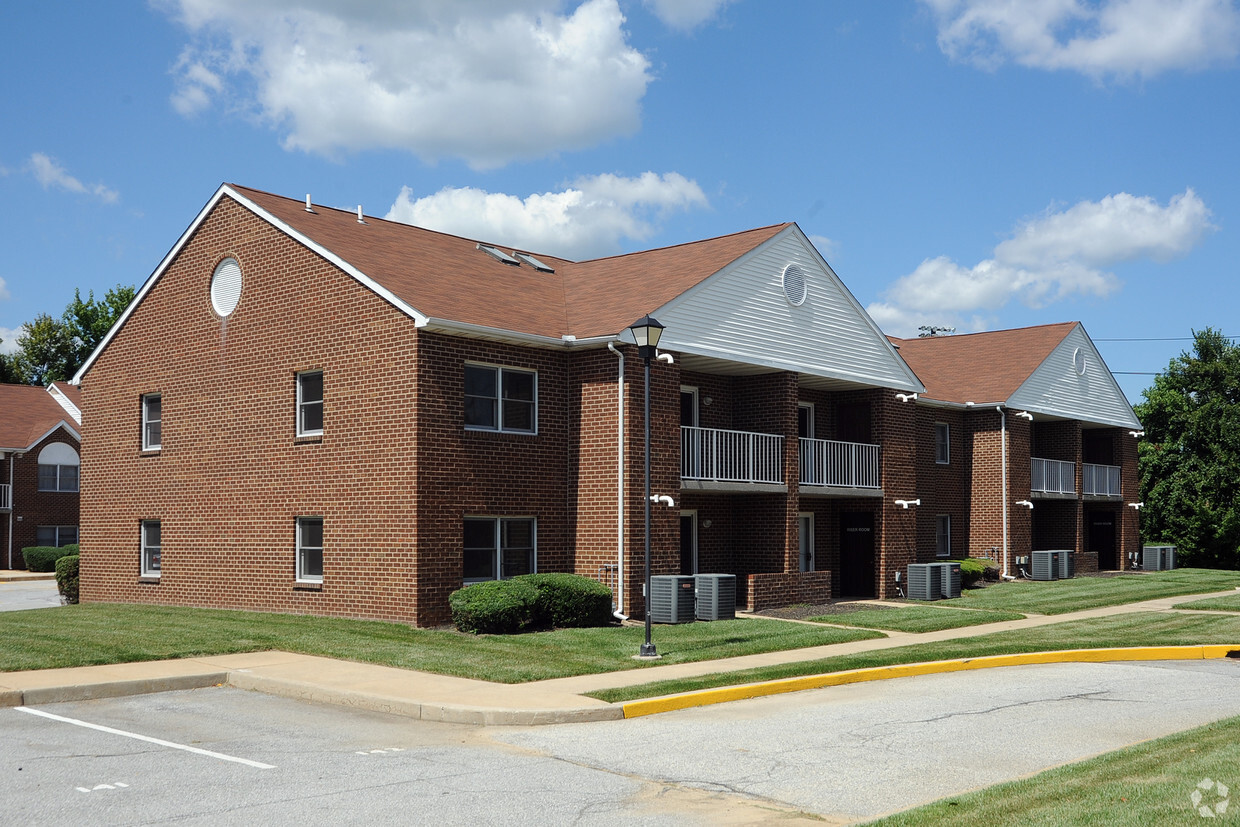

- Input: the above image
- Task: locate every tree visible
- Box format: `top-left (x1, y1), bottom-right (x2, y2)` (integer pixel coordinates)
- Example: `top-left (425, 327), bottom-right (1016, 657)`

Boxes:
top-left (63, 284), bottom-right (135, 372)
top-left (0, 336), bottom-right (18, 383)
top-left (5, 283), bottom-right (135, 385)
top-left (1135, 328), bottom-right (1240, 569)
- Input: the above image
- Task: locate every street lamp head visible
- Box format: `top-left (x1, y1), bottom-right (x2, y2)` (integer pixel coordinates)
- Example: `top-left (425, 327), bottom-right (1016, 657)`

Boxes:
top-left (628, 315), bottom-right (665, 360)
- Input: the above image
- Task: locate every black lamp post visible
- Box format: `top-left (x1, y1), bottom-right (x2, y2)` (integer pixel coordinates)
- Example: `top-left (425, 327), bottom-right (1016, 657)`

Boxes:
top-left (628, 314), bottom-right (665, 658)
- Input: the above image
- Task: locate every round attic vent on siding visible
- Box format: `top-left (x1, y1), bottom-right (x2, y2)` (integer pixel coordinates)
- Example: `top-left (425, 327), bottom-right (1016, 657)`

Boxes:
top-left (211, 257), bottom-right (242, 317)
top-left (781, 263), bottom-right (808, 306)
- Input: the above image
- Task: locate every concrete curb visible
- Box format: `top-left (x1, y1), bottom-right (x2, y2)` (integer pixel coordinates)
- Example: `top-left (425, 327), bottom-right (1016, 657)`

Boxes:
top-left (6, 673), bottom-right (230, 707)
top-left (620, 645), bottom-right (1240, 719)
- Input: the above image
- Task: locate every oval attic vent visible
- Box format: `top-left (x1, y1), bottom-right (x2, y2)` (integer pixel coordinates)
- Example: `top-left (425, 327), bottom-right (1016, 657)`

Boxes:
top-left (211, 258), bottom-right (242, 317)
top-left (782, 263), bottom-right (808, 306)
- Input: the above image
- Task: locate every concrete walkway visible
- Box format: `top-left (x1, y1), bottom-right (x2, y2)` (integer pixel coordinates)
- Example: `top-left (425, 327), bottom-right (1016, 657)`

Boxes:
top-left (1, 588), bottom-right (1237, 725)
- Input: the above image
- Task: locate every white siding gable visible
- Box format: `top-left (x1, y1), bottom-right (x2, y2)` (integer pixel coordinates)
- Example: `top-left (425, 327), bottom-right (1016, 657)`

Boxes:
top-left (653, 226), bottom-right (923, 392)
top-left (1009, 324), bottom-right (1142, 429)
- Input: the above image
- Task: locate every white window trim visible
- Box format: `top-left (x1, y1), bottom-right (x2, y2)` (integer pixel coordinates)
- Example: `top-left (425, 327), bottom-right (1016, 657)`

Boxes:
top-left (296, 516), bottom-right (324, 583)
top-left (680, 385), bottom-right (699, 428)
top-left (798, 402), bottom-right (816, 439)
top-left (141, 520), bottom-right (161, 578)
top-left (936, 514), bottom-right (951, 558)
top-left (296, 371), bottom-right (324, 437)
top-left (463, 516), bottom-right (537, 583)
top-left (463, 363), bottom-right (538, 435)
top-left (142, 393), bottom-right (162, 451)
top-left (799, 511), bottom-right (815, 572)
top-left (934, 422), bottom-right (950, 465)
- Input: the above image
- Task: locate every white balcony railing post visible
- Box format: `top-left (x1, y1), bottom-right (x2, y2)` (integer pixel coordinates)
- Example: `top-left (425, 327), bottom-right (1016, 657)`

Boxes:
top-left (681, 426), bottom-right (784, 484)
top-left (0, 483), bottom-right (10, 511)
top-left (1031, 457), bottom-right (1075, 494)
top-left (795, 437), bottom-right (880, 489)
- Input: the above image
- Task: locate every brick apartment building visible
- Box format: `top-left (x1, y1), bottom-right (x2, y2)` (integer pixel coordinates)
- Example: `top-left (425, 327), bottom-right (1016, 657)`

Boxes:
top-left (0, 382), bottom-right (82, 569)
top-left (71, 184), bottom-right (1143, 625)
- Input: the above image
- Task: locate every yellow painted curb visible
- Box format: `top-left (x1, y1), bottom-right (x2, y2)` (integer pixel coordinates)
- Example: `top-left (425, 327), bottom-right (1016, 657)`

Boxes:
top-left (621, 645), bottom-right (1240, 719)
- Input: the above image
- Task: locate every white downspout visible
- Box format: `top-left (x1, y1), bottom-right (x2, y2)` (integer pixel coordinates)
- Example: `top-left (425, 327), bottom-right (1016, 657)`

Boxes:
top-left (997, 406), bottom-right (1011, 579)
top-left (7, 453), bottom-right (13, 570)
top-left (607, 342), bottom-right (628, 620)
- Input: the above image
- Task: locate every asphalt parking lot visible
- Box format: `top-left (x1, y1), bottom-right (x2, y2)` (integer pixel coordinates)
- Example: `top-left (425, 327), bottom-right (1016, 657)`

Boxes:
top-left (0, 580), bottom-right (62, 612)
top-left (6, 658), bottom-right (1240, 825)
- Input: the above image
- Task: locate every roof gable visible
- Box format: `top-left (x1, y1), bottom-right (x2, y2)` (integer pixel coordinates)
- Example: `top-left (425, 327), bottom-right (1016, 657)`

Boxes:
top-left (652, 226), bottom-right (924, 391)
top-left (1009, 324), bottom-right (1142, 428)
top-left (0, 384), bottom-right (81, 450)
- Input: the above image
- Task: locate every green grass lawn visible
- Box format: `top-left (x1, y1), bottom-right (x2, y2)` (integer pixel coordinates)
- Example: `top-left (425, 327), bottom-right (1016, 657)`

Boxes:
top-left (0, 604), bottom-right (881, 682)
top-left (938, 568), bottom-right (1240, 615)
top-left (588, 610), bottom-right (1240, 702)
top-left (1175, 593), bottom-right (1240, 612)
top-left (808, 605), bottom-right (1024, 633)
top-left (869, 714), bottom-right (1240, 825)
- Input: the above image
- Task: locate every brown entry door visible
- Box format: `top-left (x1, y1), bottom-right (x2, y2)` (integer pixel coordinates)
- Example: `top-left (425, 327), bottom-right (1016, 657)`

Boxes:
top-left (1089, 511), bottom-right (1117, 570)
top-left (839, 512), bottom-right (875, 597)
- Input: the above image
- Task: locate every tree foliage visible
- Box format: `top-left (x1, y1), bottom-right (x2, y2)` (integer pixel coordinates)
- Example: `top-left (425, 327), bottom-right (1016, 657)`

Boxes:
top-left (1135, 328), bottom-right (1240, 569)
top-left (5, 284), bottom-right (134, 385)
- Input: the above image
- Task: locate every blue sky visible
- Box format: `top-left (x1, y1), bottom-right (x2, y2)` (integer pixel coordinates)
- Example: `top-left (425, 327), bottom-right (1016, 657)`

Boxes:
top-left (3, 0), bottom-right (1238, 404)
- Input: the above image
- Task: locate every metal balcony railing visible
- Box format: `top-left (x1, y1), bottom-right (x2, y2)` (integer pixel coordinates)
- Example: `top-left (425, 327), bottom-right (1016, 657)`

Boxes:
top-left (1031, 457), bottom-right (1075, 494)
top-left (1083, 463), bottom-right (1121, 496)
top-left (0, 483), bottom-right (9, 511)
top-left (681, 426), bottom-right (784, 485)
top-left (799, 438), bottom-right (881, 489)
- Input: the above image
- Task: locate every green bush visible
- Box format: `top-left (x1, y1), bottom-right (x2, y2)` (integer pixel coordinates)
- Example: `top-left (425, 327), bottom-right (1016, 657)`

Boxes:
top-left (55, 555), bottom-right (80, 604)
top-left (953, 558), bottom-right (995, 589)
top-left (449, 579), bottom-right (540, 634)
top-left (514, 573), bottom-right (615, 629)
top-left (22, 545), bottom-right (78, 573)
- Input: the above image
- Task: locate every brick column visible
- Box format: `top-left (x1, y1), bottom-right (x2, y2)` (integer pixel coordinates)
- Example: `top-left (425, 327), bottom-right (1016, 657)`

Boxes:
top-left (879, 390), bottom-right (916, 598)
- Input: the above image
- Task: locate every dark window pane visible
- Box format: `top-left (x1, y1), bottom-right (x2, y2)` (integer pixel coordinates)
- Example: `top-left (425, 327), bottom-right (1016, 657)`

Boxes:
top-left (60, 465), bottom-right (79, 492)
top-left (300, 518), bottom-right (323, 549)
top-left (501, 548), bottom-right (534, 578)
top-left (681, 391), bottom-right (696, 427)
top-left (301, 401), bottom-right (323, 433)
top-left (464, 365), bottom-right (496, 397)
top-left (146, 421), bottom-right (162, 448)
top-left (37, 527), bottom-right (55, 546)
top-left (38, 465), bottom-right (57, 491)
top-left (465, 397), bottom-right (496, 428)
top-left (145, 521), bottom-right (161, 547)
top-left (301, 549), bottom-right (323, 578)
top-left (61, 527), bottom-right (79, 546)
top-left (503, 370), bottom-right (534, 402)
top-left (502, 399), bottom-right (534, 431)
top-left (503, 519), bottom-right (533, 549)
top-left (463, 547), bottom-right (495, 580)
top-left (300, 372), bottom-right (323, 404)
top-left (145, 396), bottom-right (161, 421)
top-left (798, 406), bottom-right (812, 439)
top-left (464, 519), bottom-right (495, 550)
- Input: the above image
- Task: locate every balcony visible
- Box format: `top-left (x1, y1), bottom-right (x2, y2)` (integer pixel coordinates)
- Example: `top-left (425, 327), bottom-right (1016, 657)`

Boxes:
top-left (681, 426), bottom-right (784, 489)
top-left (0, 483), bottom-right (9, 511)
top-left (1031, 457), bottom-right (1075, 495)
top-left (800, 438), bottom-right (881, 491)
top-left (1083, 463), bottom-right (1121, 497)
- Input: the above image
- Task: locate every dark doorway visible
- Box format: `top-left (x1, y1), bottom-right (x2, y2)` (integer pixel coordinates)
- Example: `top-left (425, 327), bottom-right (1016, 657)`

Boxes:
top-left (838, 402), bottom-right (872, 444)
top-left (1089, 510), bottom-right (1117, 570)
top-left (679, 513), bottom-right (697, 575)
top-left (839, 511), bottom-right (875, 597)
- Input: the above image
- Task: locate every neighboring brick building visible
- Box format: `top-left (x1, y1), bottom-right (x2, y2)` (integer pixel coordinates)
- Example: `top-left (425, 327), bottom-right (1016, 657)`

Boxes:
top-left (0, 382), bottom-right (82, 569)
top-left (72, 184), bottom-right (1142, 625)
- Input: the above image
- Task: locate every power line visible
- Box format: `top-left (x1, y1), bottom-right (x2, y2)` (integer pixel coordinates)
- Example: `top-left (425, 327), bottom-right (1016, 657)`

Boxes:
top-left (1111, 371), bottom-right (1160, 376)
top-left (1095, 335), bottom-right (1240, 342)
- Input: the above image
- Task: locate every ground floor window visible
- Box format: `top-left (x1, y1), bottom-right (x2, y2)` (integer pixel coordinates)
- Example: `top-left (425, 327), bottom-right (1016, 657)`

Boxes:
top-left (463, 517), bottom-right (535, 582)
top-left (936, 515), bottom-right (951, 557)
top-left (37, 526), bottom-right (78, 547)
top-left (297, 517), bottom-right (323, 583)
top-left (141, 520), bottom-right (161, 577)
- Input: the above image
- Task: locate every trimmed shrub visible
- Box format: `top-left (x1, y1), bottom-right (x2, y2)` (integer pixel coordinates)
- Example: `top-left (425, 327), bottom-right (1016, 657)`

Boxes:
top-left (22, 545), bottom-right (78, 573)
top-left (55, 555), bottom-right (80, 604)
top-left (514, 573), bottom-right (615, 629)
top-left (449, 579), bottom-right (540, 634)
top-left (953, 558), bottom-right (996, 589)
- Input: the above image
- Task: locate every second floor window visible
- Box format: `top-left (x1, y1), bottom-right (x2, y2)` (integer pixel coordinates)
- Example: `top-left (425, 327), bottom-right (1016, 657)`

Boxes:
top-left (935, 423), bottom-right (950, 465)
top-left (297, 371), bottom-right (324, 436)
top-left (38, 442), bottom-right (80, 491)
top-left (142, 394), bottom-right (162, 451)
top-left (464, 364), bottom-right (536, 433)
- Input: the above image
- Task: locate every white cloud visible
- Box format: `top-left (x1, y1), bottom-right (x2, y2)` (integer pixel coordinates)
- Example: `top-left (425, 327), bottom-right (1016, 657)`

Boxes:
top-left (27, 153), bottom-right (119, 204)
top-left (0, 326), bottom-right (20, 354)
top-left (643, 0), bottom-right (733, 30)
top-left (385, 172), bottom-right (709, 259)
top-left (868, 188), bottom-right (1213, 337)
top-left (161, 0), bottom-right (653, 168)
top-left (809, 234), bottom-right (837, 259)
top-left (922, 0), bottom-right (1240, 78)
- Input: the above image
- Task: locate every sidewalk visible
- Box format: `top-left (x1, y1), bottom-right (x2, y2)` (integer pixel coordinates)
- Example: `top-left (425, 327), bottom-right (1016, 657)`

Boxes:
top-left (2, 589), bottom-right (1237, 725)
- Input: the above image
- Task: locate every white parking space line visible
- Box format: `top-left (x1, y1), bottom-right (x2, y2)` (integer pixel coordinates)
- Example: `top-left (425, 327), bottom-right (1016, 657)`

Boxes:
top-left (15, 707), bottom-right (276, 770)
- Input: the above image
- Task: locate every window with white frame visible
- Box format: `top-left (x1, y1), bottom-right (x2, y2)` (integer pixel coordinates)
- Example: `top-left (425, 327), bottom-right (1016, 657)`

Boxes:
top-left (798, 403), bottom-right (815, 439)
top-left (936, 515), bottom-right (951, 558)
top-left (37, 442), bottom-right (80, 492)
top-left (141, 520), bottom-right (161, 577)
top-left (464, 364), bottom-right (536, 433)
top-left (934, 422), bottom-right (950, 464)
top-left (142, 394), bottom-right (162, 451)
top-left (36, 526), bottom-right (78, 547)
top-left (463, 517), bottom-right (536, 582)
top-left (297, 371), bottom-right (324, 436)
top-left (297, 517), bottom-right (324, 583)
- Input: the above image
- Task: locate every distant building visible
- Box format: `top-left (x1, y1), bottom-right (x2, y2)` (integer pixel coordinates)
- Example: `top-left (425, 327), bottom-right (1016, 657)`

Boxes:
top-left (72, 184), bottom-right (1141, 624)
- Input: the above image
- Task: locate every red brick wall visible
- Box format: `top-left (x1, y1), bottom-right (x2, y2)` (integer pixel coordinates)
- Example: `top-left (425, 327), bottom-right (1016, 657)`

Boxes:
top-left (878, 391), bottom-right (916, 597)
top-left (914, 408), bottom-right (968, 563)
top-left (1, 428), bottom-right (81, 569)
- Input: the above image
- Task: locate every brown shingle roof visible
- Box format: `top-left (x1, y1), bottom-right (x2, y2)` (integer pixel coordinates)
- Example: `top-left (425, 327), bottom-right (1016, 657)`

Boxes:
top-left (0, 384), bottom-right (78, 450)
top-left (49, 381), bottom-right (82, 409)
top-left (891, 323), bottom-right (1079, 404)
top-left (232, 185), bottom-right (788, 340)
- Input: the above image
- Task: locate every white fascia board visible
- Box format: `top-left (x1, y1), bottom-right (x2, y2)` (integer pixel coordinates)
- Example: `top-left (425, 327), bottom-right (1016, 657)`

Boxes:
top-left (668, 340), bottom-right (924, 392)
top-left (915, 397), bottom-right (1007, 411)
top-left (45, 385), bottom-right (82, 425)
top-left (420, 318), bottom-right (574, 348)
top-left (71, 184), bottom-right (431, 384)
top-left (24, 421), bottom-right (80, 452)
